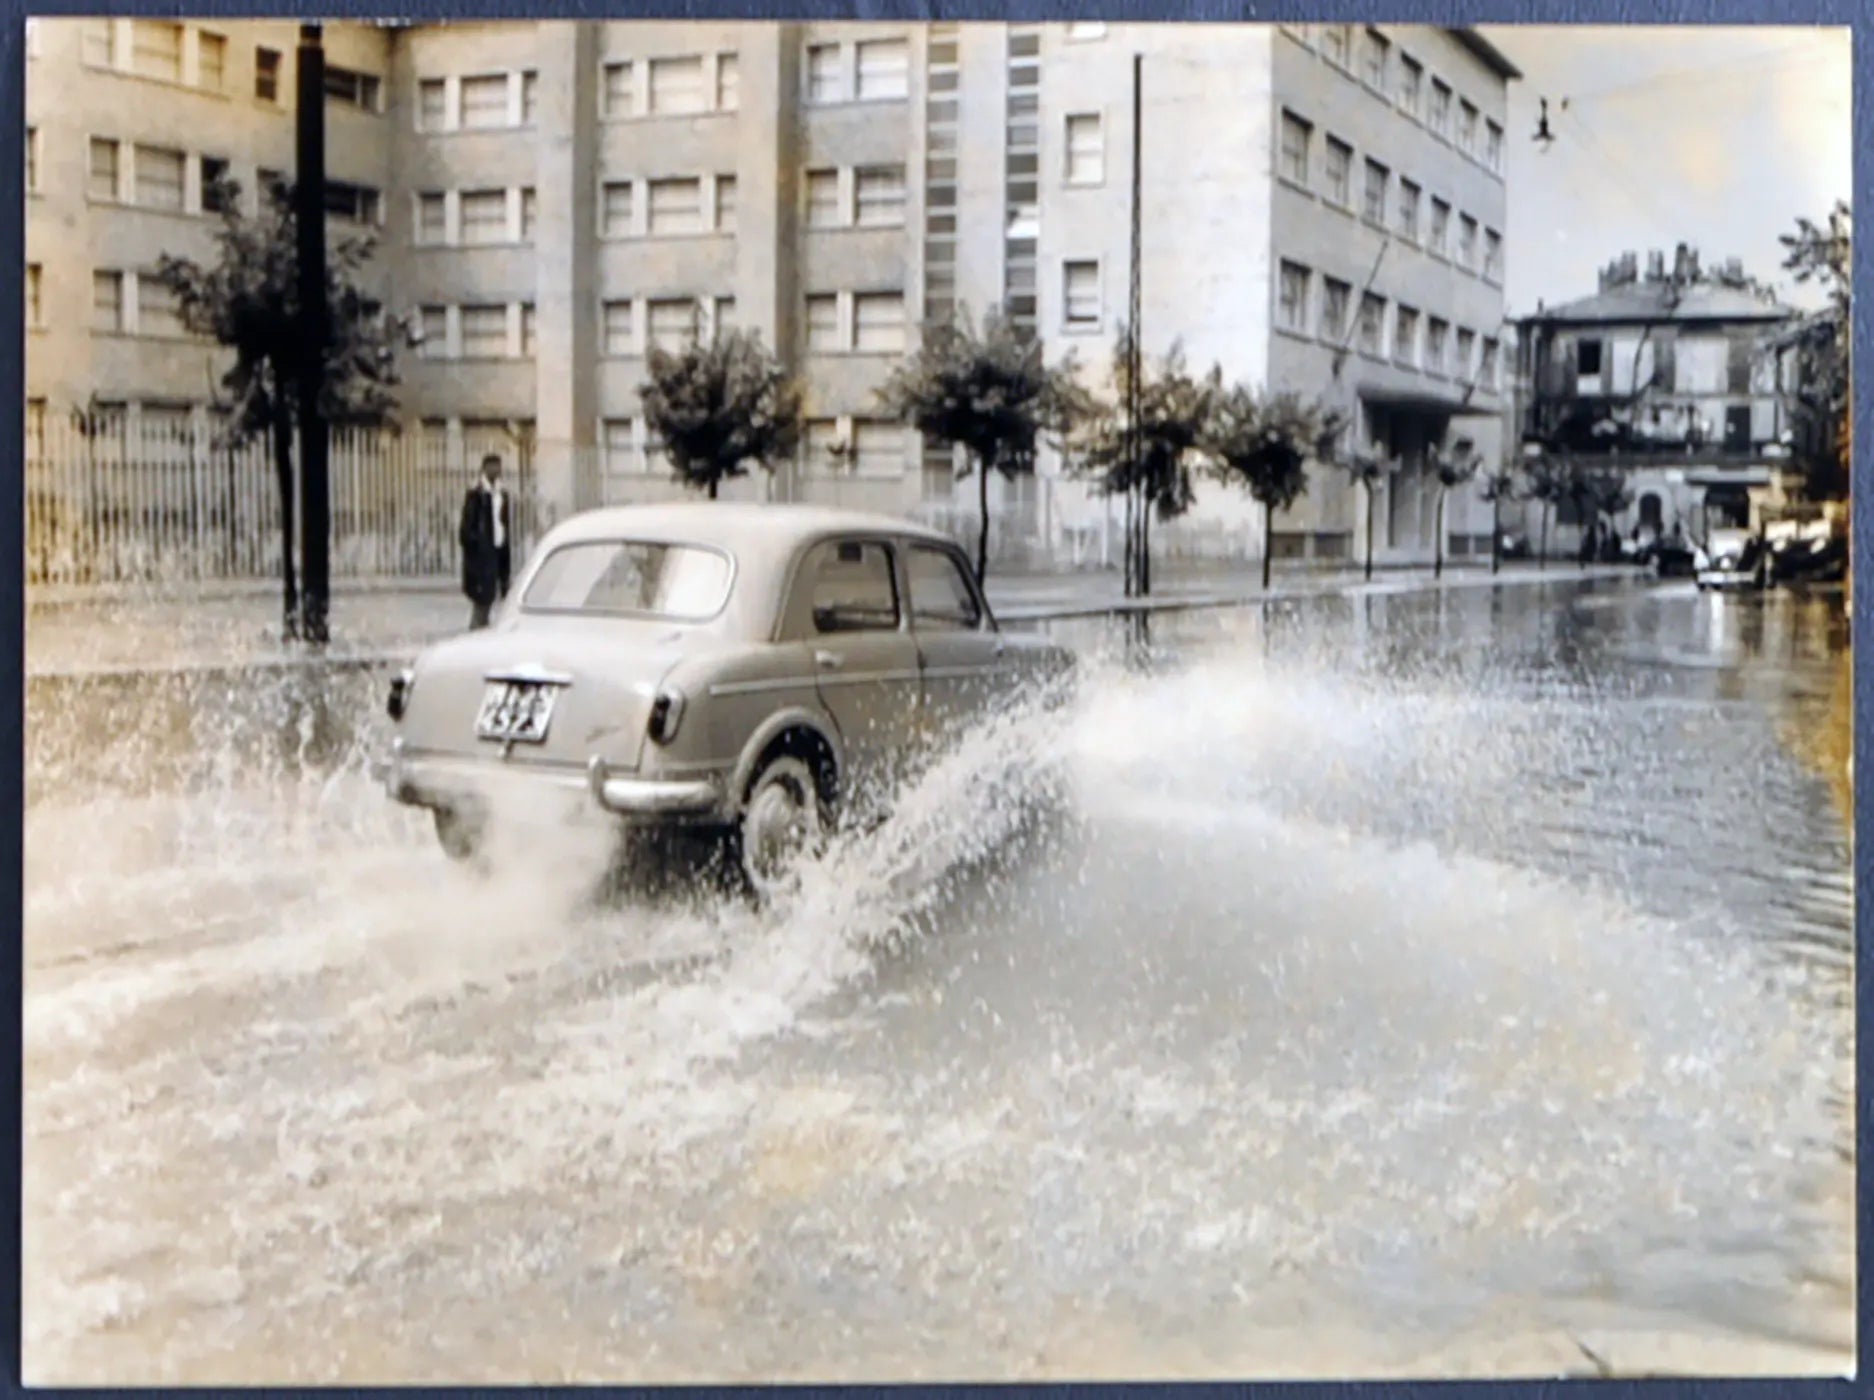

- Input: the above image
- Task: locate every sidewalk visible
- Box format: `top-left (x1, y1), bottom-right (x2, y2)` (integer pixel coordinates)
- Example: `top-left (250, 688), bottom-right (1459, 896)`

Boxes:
top-left (25, 562), bottom-right (1644, 679)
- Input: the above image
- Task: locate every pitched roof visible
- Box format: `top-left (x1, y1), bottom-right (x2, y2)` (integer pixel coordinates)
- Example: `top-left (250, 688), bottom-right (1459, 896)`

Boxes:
top-left (1528, 280), bottom-right (1797, 325)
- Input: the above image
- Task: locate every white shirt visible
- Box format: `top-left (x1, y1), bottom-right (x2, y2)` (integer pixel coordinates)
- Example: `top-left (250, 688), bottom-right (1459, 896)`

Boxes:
top-left (481, 480), bottom-right (506, 550)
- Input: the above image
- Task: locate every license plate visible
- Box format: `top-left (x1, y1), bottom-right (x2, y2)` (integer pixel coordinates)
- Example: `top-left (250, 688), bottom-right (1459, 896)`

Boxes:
top-left (476, 680), bottom-right (560, 744)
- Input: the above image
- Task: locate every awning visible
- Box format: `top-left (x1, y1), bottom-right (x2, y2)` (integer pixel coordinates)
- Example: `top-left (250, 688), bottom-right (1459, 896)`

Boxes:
top-left (1356, 387), bottom-right (1500, 418)
top-left (1683, 466), bottom-right (1775, 488)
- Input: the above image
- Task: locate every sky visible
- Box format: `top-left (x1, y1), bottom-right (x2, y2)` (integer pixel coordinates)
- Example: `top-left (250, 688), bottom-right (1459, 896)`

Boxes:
top-left (1473, 25), bottom-right (1852, 315)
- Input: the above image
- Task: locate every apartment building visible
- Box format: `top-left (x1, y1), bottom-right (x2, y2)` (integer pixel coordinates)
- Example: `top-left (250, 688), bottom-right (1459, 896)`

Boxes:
top-left (24, 18), bottom-right (1517, 565)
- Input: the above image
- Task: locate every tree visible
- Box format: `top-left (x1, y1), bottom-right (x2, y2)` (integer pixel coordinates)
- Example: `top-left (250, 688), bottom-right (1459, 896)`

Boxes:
top-left (640, 325), bottom-right (804, 500)
top-left (1072, 331), bottom-right (1219, 593)
top-left (876, 306), bottom-right (1089, 585)
top-left (1479, 464), bottom-right (1521, 576)
top-left (1204, 387), bottom-right (1344, 591)
top-left (1521, 453), bottom-right (1570, 570)
top-left (1337, 447), bottom-right (1398, 582)
top-left (1777, 201), bottom-right (1851, 501)
top-left (1430, 436), bottom-right (1481, 580)
top-left (155, 176), bottom-right (398, 636)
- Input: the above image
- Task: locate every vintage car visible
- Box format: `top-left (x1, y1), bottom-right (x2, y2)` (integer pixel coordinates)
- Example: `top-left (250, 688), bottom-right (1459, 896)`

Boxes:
top-left (1694, 526), bottom-right (1767, 592)
top-left (383, 502), bottom-right (1076, 896)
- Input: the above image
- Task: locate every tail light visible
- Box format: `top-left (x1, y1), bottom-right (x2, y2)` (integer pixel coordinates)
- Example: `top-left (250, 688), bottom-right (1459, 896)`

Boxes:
top-left (647, 687), bottom-right (686, 745)
top-left (387, 668), bottom-right (415, 721)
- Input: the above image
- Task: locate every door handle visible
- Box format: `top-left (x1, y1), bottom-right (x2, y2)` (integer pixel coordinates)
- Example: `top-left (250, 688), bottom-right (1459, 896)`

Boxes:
top-left (814, 650), bottom-right (843, 670)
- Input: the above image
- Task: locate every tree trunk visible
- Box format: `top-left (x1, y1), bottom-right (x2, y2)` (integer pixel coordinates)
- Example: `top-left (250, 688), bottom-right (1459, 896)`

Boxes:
top-left (1262, 500), bottom-right (1273, 591)
top-left (709, 476), bottom-right (719, 501)
top-left (975, 463), bottom-right (991, 587)
top-left (1490, 494), bottom-right (1501, 575)
top-left (1539, 502), bottom-right (1551, 571)
top-left (271, 410), bottom-right (299, 638)
top-left (1139, 491), bottom-right (1152, 596)
top-left (1434, 490), bottom-right (1446, 580)
top-left (1364, 483), bottom-right (1375, 582)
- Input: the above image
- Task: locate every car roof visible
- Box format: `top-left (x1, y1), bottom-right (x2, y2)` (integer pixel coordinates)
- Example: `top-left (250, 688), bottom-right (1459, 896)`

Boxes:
top-left (539, 502), bottom-right (960, 558)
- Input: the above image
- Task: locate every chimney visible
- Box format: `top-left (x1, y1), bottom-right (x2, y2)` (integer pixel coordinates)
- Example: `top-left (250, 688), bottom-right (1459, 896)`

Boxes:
top-left (1647, 249), bottom-right (1666, 281)
top-left (1622, 251), bottom-right (1638, 282)
top-left (1725, 257), bottom-right (1744, 283)
top-left (1673, 243), bottom-right (1690, 283)
top-left (1688, 247), bottom-right (1702, 281)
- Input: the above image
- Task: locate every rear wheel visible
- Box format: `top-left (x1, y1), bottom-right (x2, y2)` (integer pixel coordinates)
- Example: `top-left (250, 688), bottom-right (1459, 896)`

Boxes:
top-left (735, 755), bottom-right (829, 901)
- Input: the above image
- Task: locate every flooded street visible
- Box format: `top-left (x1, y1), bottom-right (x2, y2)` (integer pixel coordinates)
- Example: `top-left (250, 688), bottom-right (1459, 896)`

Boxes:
top-left (22, 576), bottom-right (1854, 1383)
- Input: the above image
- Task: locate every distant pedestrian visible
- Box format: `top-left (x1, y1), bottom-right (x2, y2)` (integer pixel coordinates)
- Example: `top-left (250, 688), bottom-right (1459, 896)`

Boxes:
top-left (459, 453), bottom-right (511, 630)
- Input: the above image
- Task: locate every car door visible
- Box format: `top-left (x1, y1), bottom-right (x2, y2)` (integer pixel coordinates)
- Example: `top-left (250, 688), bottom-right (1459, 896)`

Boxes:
top-left (798, 537), bottom-right (923, 813)
top-left (904, 540), bottom-right (1011, 740)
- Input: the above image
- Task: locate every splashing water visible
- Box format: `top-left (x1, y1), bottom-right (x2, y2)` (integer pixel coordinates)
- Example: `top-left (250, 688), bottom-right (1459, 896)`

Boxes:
top-left (23, 585), bottom-right (1854, 1383)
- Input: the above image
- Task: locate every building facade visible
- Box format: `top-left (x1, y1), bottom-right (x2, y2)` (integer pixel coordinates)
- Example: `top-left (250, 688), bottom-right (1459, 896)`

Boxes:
top-left (1512, 245), bottom-right (1801, 544)
top-left (25, 18), bottom-right (1517, 567)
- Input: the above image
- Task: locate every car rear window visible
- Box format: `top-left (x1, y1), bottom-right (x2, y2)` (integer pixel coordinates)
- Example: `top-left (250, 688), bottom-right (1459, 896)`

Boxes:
top-left (522, 540), bottom-right (733, 620)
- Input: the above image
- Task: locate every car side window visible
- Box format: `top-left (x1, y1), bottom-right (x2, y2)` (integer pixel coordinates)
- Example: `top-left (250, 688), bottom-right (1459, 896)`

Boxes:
top-left (806, 540), bottom-right (900, 634)
top-left (907, 546), bottom-right (982, 631)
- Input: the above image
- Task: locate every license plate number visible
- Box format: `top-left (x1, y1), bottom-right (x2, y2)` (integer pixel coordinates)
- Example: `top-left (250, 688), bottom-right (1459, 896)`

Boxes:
top-left (476, 681), bottom-right (560, 743)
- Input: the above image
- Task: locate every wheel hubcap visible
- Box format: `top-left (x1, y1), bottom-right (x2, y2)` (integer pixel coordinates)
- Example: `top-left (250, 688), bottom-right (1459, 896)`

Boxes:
top-left (746, 778), bottom-right (816, 887)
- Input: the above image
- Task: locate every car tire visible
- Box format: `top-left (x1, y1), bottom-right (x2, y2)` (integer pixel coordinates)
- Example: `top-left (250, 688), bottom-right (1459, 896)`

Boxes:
top-left (734, 754), bottom-right (830, 902)
top-left (433, 807), bottom-right (481, 863)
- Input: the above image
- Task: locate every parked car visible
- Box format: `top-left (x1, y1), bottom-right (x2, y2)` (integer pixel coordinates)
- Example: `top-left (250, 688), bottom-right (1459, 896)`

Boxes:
top-left (1498, 529), bottom-right (1531, 561)
top-left (1694, 527), bottom-right (1767, 592)
top-left (383, 503), bottom-right (1076, 897)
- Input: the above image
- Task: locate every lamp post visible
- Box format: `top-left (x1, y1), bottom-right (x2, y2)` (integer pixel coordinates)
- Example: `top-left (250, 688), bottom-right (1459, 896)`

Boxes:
top-left (295, 22), bottom-right (331, 644)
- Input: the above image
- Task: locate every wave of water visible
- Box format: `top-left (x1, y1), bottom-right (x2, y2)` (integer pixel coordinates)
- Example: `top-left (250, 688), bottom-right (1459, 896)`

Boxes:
top-left (22, 614), bottom-right (1855, 1383)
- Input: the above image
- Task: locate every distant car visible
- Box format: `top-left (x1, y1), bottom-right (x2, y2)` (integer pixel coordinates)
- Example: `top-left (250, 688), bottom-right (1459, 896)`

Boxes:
top-left (383, 502), bottom-right (1076, 897)
top-left (1498, 529), bottom-right (1531, 560)
top-left (1694, 527), bottom-right (1767, 592)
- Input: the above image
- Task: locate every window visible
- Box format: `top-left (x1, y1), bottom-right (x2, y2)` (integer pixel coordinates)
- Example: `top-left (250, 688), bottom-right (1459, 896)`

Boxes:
top-left (648, 55), bottom-right (706, 114)
top-left (92, 272), bottom-right (125, 331)
top-left (807, 540), bottom-right (900, 634)
top-left (418, 305), bottom-right (447, 358)
top-left (1394, 305), bottom-right (1419, 365)
top-left (647, 177), bottom-right (704, 235)
top-left (1065, 113), bottom-right (1103, 185)
top-left (460, 189), bottom-right (507, 243)
top-left (459, 74), bottom-right (508, 128)
top-left (1362, 28), bottom-right (1389, 88)
top-left (853, 292), bottom-right (905, 352)
top-left (1279, 110), bottom-right (1311, 184)
top-left (601, 180), bottom-right (634, 237)
top-left (1357, 292), bottom-right (1386, 356)
top-left (201, 156), bottom-right (233, 213)
top-left (1429, 79), bottom-right (1452, 136)
top-left (25, 127), bottom-right (38, 194)
top-left (856, 39), bottom-right (909, 100)
top-left (1320, 277), bottom-right (1351, 341)
top-left (523, 541), bottom-right (733, 621)
top-left (1397, 179), bottom-right (1420, 240)
top-left (1425, 317), bottom-right (1449, 373)
top-left (1397, 53), bottom-right (1422, 114)
top-left (805, 43), bottom-right (842, 103)
top-left (137, 274), bottom-right (184, 338)
top-left (908, 545), bottom-right (982, 629)
top-left (257, 168), bottom-right (286, 201)
top-left (1480, 337), bottom-right (1500, 387)
top-left (1323, 137), bottom-right (1353, 206)
top-left (27, 263), bottom-right (42, 328)
top-left (521, 303), bottom-right (537, 356)
top-left (717, 52), bottom-right (739, 110)
top-left (256, 46), bottom-right (281, 101)
top-left (324, 65), bottom-right (381, 113)
top-left (1576, 338), bottom-right (1603, 377)
top-left (418, 78), bottom-right (448, 129)
top-left (805, 293), bottom-right (839, 350)
top-left (853, 421), bottom-right (906, 478)
top-left (1458, 214), bottom-right (1479, 269)
top-left (602, 61), bottom-right (633, 118)
top-left (805, 169), bottom-right (841, 227)
top-left (1362, 158), bottom-right (1388, 224)
top-left (88, 138), bottom-right (121, 201)
top-left (460, 305), bottom-right (509, 358)
top-left (521, 70), bottom-right (538, 126)
top-left (1484, 228), bottom-right (1503, 282)
top-left (1455, 327), bottom-right (1476, 378)
top-left (1277, 260), bottom-right (1311, 333)
top-left (324, 181), bottom-right (381, 226)
top-left (1485, 120), bottom-right (1504, 172)
top-left (855, 165), bottom-right (906, 226)
top-left (647, 297), bottom-right (699, 352)
top-left (415, 192), bottom-right (446, 244)
top-left (1321, 23), bottom-right (1351, 68)
top-left (1428, 198), bottom-right (1450, 255)
top-left (713, 297), bottom-right (737, 338)
top-left (715, 175), bottom-right (737, 232)
top-left (198, 32), bottom-right (226, 90)
top-left (130, 20), bottom-right (183, 82)
top-left (1063, 259), bottom-right (1100, 329)
top-left (521, 187), bottom-right (538, 243)
top-left (82, 20), bottom-right (113, 68)
top-left (134, 145), bottom-right (186, 211)
top-left (1458, 100), bottom-right (1479, 154)
top-left (602, 419), bottom-right (641, 474)
top-left (602, 299), bottom-right (635, 355)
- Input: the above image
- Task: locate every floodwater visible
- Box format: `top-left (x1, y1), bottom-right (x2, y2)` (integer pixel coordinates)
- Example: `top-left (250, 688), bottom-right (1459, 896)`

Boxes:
top-left (22, 577), bottom-right (1854, 1383)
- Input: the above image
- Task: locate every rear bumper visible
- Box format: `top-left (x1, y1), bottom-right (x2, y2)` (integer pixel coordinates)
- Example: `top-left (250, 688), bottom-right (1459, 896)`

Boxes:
top-left (385, 740), bottom-right (726, 823)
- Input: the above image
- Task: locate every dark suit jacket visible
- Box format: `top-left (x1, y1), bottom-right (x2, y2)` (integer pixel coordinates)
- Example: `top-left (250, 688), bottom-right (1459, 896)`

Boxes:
top-left (459, 485), bottom-right (512, 605)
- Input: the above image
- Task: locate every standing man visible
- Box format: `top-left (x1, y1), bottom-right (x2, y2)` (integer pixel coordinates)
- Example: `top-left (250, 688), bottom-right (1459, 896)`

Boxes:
top-left (459, 453), bottom-right (511, 629)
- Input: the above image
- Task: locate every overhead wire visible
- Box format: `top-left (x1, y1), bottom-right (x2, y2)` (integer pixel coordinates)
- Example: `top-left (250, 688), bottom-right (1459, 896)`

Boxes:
top-left (1554, 34), bottom-right (1843, 106)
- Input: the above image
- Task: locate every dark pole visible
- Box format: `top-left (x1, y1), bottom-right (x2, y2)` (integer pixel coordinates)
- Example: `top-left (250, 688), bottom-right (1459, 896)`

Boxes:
top-left (295, 23), bottom-right (331, 644)
top-left (1127, 52), bottom-right (1145, 598)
